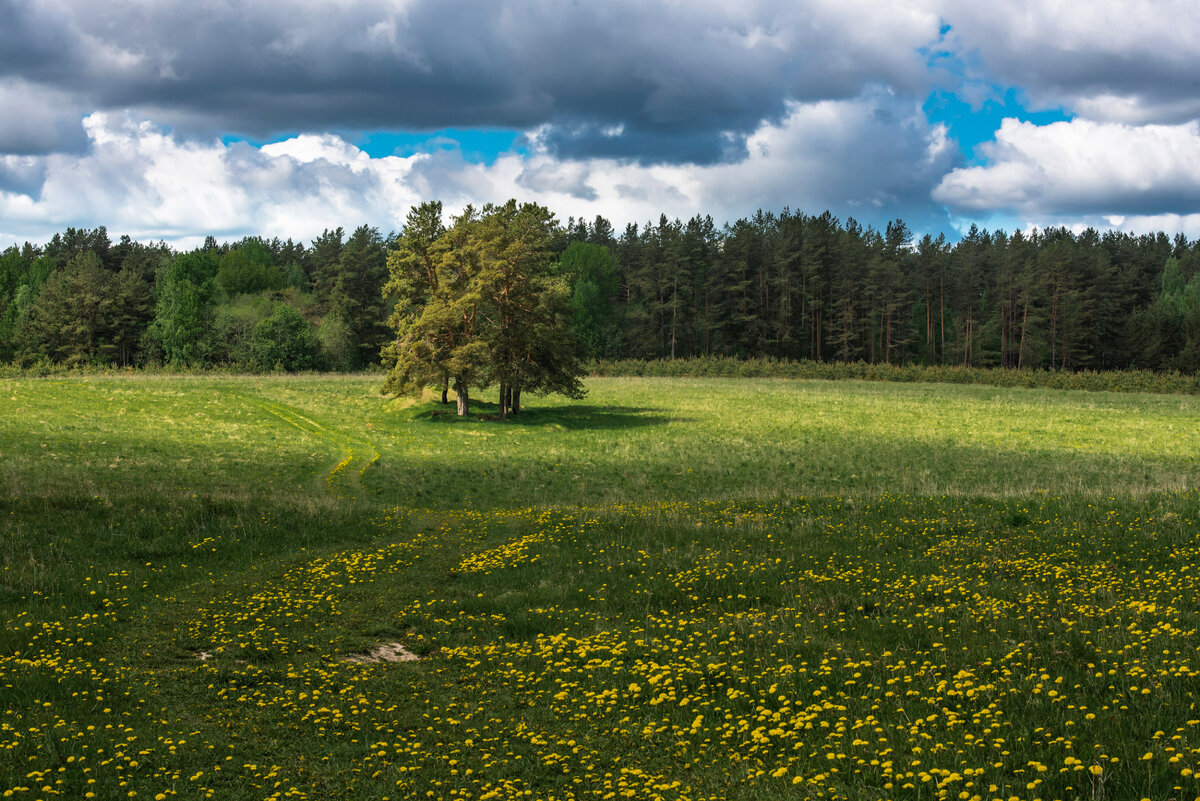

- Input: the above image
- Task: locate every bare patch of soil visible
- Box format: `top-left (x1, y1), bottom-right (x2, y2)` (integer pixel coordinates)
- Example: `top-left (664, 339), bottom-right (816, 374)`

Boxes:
top-left (343, 642), bottom-right (420, 664)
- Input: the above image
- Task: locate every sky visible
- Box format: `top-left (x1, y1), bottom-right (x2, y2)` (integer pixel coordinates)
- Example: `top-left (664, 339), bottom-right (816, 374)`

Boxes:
top-left (2, 0), bottom-right (1200, 249)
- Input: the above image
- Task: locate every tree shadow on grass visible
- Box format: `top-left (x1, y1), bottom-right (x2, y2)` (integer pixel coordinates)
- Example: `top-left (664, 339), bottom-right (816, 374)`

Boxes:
top-left (421, 402), bottom-right (685, 431)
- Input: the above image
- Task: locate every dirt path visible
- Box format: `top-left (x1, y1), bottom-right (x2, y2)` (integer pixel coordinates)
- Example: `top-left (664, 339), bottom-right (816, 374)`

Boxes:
top-left (229, 390), bottom-right (381, 497)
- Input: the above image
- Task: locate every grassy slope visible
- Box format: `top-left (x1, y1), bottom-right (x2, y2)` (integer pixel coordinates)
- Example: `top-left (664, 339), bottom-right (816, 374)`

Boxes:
top-left (3, 375), bottom-right (1200, 800)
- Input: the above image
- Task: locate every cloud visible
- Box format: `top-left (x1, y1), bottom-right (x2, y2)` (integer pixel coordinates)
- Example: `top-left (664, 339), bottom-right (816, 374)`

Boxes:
top-left (0, 93), bottom-right (956, 248)
top-left (0, 79), bottom-right (88, 155)
top-left (942, 1), bottom-right (1200, 124)
top-left (0, 155), bottom-right (47, 199)
top-left (1016, 213), bottom-right (1200, 240)
top-left (933, 118), bottom-right (1200, 219)
top-left (0, 0), bottom-right (942, 164)
top-left (0, 113), bottom-right (423, 247)
top-left (7, 0), bottom-right (1200, 242)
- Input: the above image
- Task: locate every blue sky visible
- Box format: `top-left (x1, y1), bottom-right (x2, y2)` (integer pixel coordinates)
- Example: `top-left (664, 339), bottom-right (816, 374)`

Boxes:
top-left (355, 130), bottom-right (527, 163)
top-left (2, 1), bottom-right (1200, 248)
top-left (923, 88), bottom-right (1072, 165)
top-left (224, 128), bottom-right (527, 163)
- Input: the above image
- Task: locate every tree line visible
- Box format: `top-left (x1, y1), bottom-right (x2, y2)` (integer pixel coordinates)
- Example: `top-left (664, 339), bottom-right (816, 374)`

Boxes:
top-left (3, 205), bottom-right (1200, 384)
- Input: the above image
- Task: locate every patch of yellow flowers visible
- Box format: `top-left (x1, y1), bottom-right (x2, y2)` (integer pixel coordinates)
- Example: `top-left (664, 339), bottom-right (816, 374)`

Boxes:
top-left (5, 495), bottom-right (1200, 800)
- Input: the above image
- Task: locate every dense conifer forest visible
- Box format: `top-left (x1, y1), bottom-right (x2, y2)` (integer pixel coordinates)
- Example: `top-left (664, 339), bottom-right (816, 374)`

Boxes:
top-left (3, 206), bottom-right (1200, 373)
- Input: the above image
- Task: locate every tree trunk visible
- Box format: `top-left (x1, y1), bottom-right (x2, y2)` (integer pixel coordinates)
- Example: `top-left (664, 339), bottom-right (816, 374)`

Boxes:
top-left (1049, 288), bottom-right (1059, 369)
top-left (962, 315), bottom-right (973, 367)
top-left (704, 288), bottom-right (710, 356)
top-left (815, 307), bottom-right (822, 360)
top-left (1018, 300), bottom-right (1029, 369)
top-left (441, 376), bottom-right (449, 404)
top-left (455, 377), bottom-right (469, 416)
top-left (925, 278), bottom-right (933, 358)
top-left (885, 305), bottom-right (894, 365)
top-left (512, 386), bottom-right (521, 415)
top-left (939, 272), bottom-right (945, 365)
top-left (670, 268), bottom-right (678, 360)
top-left (999, 305), bottom-right (1007, 368)
top-left (499, 383), bottom-right (508, 419)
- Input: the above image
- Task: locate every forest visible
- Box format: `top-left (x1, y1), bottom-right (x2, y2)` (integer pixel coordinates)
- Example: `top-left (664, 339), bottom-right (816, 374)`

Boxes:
top-left (3, 205), bottom-right (1200, 374)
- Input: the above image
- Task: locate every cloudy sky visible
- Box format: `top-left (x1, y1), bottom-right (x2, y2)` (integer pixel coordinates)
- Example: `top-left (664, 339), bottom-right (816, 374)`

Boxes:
top-left (2, 0), bottom-right (1198, 248)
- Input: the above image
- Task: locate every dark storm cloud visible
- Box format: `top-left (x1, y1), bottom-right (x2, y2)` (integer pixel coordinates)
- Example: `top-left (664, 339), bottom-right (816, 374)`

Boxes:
top-left (0, 2), bottom-right (78, 81)
top-left (0, 80), bottom-right (88, 155)
top-left (0, 0), bottom-right (939, 162)
top-left (533, 124), bottom-right (752, 165)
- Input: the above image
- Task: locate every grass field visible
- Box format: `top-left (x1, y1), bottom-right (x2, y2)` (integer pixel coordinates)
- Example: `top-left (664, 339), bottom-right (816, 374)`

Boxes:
top-left (4, 375), bottom-right (1200, 801)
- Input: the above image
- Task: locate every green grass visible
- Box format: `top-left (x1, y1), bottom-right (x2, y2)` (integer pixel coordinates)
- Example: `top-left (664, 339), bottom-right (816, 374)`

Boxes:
top-left (4, 375), bottom-right (1200, 800)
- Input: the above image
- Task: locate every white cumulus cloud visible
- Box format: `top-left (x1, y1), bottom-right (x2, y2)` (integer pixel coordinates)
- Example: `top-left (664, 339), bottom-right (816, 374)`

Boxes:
top-left (933, 118), bottom-right (1200, 221)
top-left (0, 92), bottom-right (956, 248)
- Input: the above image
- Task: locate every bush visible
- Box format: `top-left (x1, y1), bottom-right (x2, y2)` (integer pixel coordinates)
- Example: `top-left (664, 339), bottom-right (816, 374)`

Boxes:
top-left (586, 357), bottom-right (1200, 395)
top-left (250, 304), bottom-right (319, 372)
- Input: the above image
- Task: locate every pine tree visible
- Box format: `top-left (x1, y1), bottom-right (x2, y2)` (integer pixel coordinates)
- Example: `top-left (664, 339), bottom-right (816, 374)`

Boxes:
top-left (383, 201), bottom-right (584, 416)
top-left (23, 252), bottom-right (117, 366)
top-left (383, 207), bottom-right (490, 415)
top-left (385, 201), bottom-right (449, 398)
top-left (331, 225), bottom-right (389, 366)
top-left (476, 201), bottom-right (582, 415)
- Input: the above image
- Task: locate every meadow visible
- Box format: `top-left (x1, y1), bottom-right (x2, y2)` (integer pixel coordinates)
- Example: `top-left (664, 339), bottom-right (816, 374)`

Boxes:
top-left (3, 374), bottom-right (1200, 801)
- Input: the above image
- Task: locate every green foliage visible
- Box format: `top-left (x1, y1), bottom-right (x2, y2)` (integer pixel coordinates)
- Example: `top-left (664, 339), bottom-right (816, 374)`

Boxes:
top-left (8, 214), bottom-right (1200, 380)
top-left (383, 206), bottom-right (486, 404)
top-left (1130, 256), bottom-right (1200, 372)
top-left (383, 201), bottom-right (450, 391)
top-left (478, 200), bottom-right (583, 406)
top-left (280, 260), bottom-right (307, 290)
top-left (558, 241), bottom-right (619, 357)
top-left (317, 309), bottom-right (357, 371)
top-left (109, 263), bottom-right (155, 366)
top-left (43, 225), bottom-right (113, 269)
top-left (384, 201), bottom-right (445, 331)
top-left (588, 355), bottom-right (1200, 394)
top-left (152, 250), bottom-right (218, 366)
top-left (308, 227), bottom-right (345, 303)
top-left (328, 225), bottom-right (388, 366)
top-left (21, 252), bottom-right (118, 366)
top-left (251, 303), bottom-right (319, 371)
top-left (211, 294), bottom-right (274, 366)
top-left (216, 239), bottom-right (284, 296)
top-left (0, 248), bottom-right (25, 310)
top-left (384, 200), bottom-right (585, 414)
top-left (1162, 255), bottom-right (1186, 295)
top-left (0, 283), bottom-right (38, 362)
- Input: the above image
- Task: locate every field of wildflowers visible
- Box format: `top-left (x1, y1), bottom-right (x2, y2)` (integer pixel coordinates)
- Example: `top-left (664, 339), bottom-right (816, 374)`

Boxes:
top-left (3, 375), bottom-right (1200, 800)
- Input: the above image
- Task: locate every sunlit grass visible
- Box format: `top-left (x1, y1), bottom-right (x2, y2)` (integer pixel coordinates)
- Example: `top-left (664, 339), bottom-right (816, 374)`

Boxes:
top-left (3, 375), bottom-right (1200, 800)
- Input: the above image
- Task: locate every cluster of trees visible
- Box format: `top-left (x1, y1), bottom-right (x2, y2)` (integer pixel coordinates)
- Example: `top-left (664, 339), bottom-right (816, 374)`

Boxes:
top-left (581, 211), bottom-right (1200, 373)
top-left (3, 205), bottom-right (1200, 383)
top-left (383, 201), bottom-right (583, 416)
top-left (0, 225), bottom-right (389, 371)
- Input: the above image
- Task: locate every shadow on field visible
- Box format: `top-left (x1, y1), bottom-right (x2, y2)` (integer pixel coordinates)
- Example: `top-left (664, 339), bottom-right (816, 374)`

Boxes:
top-left (421, 403), bottom-right (683, 431)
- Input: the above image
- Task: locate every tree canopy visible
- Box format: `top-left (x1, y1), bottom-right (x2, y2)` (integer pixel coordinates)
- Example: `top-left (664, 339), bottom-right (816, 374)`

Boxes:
top-left (3, 208), bottom-right (1200, 377)
top-left (383, 200), bottom-right (585, 416)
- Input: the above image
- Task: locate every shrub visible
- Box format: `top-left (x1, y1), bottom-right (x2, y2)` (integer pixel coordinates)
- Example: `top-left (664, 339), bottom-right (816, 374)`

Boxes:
top-left (251, 304), bottom-right (319, 372)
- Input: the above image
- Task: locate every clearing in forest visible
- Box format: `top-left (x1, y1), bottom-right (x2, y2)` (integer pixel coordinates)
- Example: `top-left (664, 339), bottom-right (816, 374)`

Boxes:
top-left (3, 374), bottom-right (1200, 800)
